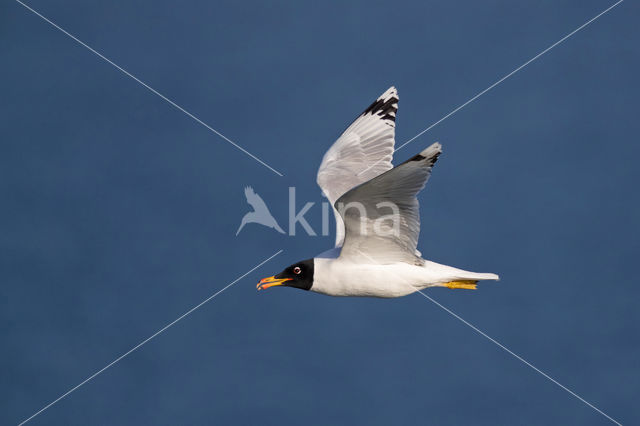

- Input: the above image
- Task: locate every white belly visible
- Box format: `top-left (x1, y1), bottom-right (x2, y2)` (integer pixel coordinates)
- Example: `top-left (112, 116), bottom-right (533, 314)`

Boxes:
top-left (311, 258), bottom-right (447, 298)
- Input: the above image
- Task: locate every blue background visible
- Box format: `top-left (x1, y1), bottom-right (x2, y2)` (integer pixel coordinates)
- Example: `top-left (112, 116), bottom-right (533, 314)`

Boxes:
top-left (2, 0), bottom-right (638, 424)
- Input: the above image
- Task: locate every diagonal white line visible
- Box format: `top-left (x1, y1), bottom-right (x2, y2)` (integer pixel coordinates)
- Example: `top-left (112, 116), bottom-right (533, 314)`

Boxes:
top-left (17, 249), bottom-right (283, 426)
top-left (414, 290), bottom-right (622, 425)
top-left (14, 0), bottom-right (284, 177)
top-left (358, 0), bottom-right (623, 177)
top-left (351, 248), bottom-right (621, 424)
top-left (397, 0), bottom-right (623, 151)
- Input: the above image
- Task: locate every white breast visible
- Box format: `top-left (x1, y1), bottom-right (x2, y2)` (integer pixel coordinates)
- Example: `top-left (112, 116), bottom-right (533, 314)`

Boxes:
top-left (311, 258), bottom-right (438, 298)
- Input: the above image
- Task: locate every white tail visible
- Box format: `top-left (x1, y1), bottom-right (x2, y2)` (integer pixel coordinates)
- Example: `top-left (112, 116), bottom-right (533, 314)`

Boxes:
top-left (461, 272), bottom-right (500, 281)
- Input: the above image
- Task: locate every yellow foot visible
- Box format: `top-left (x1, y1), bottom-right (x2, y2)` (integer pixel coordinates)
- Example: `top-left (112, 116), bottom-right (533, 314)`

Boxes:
top-left (444, 280), bottom-right (477, 290)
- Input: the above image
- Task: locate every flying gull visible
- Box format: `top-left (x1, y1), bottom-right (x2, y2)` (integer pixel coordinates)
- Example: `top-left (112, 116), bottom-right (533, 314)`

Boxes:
top-left (258, 87), bottom-right (499, 297)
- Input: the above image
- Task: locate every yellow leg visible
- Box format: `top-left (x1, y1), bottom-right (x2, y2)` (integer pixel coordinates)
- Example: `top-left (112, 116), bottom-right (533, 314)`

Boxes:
top-left (444, 280), bottom-right (477, 290)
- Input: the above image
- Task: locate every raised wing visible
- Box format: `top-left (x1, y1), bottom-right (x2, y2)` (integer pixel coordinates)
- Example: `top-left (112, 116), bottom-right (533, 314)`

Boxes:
top-left (335, 143), bottom-right (442, 265)
top-left (317, 87), bottom-right (398, 247)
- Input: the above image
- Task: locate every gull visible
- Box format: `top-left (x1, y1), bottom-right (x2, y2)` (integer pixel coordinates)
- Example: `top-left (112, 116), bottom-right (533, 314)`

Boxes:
top-left (236, 186), bottom-right (285, 236)
top-left (258, 87), bottom-right (499, 297)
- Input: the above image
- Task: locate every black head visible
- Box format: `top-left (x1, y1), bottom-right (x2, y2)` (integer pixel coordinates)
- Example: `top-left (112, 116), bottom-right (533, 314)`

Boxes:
top-left (257, 259), bottom-right (314, 292)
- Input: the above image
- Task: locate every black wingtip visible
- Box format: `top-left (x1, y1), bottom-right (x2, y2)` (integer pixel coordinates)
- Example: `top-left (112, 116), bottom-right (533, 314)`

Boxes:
top-left (402, 142), bottom-right (442, 166)
top-left (361, 87), bottom-right (398, 127)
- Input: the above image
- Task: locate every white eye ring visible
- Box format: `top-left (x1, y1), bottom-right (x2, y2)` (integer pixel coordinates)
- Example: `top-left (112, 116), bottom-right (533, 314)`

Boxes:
top-left (293, 266), bottom-right (302, 275)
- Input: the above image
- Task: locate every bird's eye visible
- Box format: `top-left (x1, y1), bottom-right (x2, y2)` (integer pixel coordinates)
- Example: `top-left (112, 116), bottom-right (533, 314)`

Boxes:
top-left (293, 266), bottom-right (302, 275)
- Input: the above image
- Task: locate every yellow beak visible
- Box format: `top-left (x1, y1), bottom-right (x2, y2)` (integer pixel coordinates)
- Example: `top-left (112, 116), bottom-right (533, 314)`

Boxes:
top-left (257, 276), bottom-right (292, 291)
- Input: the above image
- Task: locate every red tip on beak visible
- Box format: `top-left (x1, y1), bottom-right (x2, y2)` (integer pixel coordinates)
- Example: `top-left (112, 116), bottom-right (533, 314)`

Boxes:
top-left (257, 276), bottom-right (292, 291)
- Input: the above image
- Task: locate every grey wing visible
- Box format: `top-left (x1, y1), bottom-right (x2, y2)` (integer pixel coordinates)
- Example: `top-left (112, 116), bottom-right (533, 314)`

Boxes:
top-left (317, 87), bottom-right (398, 247)
top-left (335, 143), bottom-right (442, 264)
